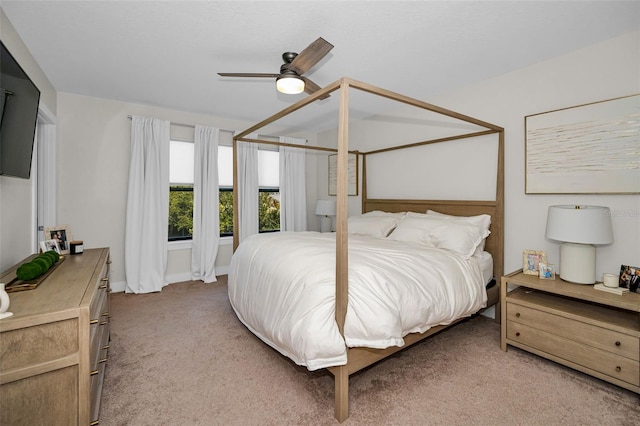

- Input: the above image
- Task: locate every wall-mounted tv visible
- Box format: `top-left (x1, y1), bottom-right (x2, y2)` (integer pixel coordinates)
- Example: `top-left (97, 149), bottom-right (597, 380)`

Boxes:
top-left (0, 40), bottom-right (41, 179)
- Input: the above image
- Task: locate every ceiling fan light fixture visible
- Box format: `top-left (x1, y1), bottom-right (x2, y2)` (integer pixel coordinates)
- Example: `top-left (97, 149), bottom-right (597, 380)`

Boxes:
top-left (276, 74), bottom-right (305, 94)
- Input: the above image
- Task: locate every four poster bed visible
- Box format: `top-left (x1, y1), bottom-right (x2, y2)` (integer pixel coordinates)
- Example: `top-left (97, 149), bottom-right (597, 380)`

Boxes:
top-left (229, 78), bottom-right (504, 422)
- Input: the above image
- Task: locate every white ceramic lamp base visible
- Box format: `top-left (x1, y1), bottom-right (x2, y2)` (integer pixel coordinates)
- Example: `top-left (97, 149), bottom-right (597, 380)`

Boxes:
top-left (320, 215), bottom-right (332, 233)
top-left (0, 283), bottom-right (13, 319)
top-left (559, 242), bottom-right (596, 284)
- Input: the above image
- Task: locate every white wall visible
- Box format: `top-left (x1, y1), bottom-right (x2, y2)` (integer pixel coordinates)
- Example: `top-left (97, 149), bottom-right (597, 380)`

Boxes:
top-left (318, 31), bottom-right (639, 281)
top-left (0, 9), bottom-right (56, 273)
top-left (56, 93), bottom-right (318, 291)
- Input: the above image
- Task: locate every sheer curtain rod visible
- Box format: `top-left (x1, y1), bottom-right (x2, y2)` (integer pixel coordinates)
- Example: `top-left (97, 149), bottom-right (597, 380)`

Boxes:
top-left (127, 114), bottom-right (234, 133)
top-left (126, 115), bottom-right (288, 140)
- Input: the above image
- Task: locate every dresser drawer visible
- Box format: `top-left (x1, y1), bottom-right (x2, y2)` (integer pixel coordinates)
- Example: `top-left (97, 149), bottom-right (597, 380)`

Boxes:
top-left (90, 356), bottom-right (108, 425)
top-left (508, 321), bottom-right (640, 386)
top-left (0, 318), bottom-right (78, 374)
top-left (89, 286), bottom-right (110, 371)
top-left (507, 301), bottom-right (639, 361)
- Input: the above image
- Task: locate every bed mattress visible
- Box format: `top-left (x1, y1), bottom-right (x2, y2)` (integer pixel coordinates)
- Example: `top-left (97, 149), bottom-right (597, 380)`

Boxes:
top-left (228, 231), bottom-right (488, 371)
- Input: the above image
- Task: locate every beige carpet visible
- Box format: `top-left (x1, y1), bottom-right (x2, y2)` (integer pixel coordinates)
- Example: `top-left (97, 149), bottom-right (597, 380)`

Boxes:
top-left (100, 277), bottom-right (639, 425)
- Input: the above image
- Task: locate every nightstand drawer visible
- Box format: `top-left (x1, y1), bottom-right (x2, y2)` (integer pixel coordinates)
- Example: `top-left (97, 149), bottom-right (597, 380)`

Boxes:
top-left (507, 321), bottom-right (639, 386)
top-left (507, 301), bottom-right (639, 361)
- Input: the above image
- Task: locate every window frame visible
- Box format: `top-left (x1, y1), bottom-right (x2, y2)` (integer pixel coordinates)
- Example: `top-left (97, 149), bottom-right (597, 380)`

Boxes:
top-left (168, 141), bottom-right (281, 242)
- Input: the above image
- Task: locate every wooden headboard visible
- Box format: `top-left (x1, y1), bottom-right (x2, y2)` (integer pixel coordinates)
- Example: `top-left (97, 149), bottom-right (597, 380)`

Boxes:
top-left (363, 198), bottom-right (504, 282)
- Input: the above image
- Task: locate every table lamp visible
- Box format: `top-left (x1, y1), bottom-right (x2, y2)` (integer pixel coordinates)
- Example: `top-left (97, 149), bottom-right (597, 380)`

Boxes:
top-left (545, 205), bottom-right (613, 284)
top-left (315, 199), bottom-right (336, 233)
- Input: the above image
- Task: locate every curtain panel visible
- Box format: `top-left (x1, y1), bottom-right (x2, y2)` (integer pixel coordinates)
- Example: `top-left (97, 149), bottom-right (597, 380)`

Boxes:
top-left (125, 116), bottom-right (170, 293)
top-left (191, 125), bottom-right (220, 283)
top-left (236, 133), bottom-right (259, 242)
top-left (279, 137), bottom-right (308, 232)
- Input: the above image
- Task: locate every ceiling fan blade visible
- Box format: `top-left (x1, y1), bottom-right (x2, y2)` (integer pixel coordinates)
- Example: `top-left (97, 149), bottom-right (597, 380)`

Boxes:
top-left (217, 73), bottom-right (279, 78)
top-left (302, 76), bottom-right (330, 100)
top-left (288, 37), bottom-right (334, 75)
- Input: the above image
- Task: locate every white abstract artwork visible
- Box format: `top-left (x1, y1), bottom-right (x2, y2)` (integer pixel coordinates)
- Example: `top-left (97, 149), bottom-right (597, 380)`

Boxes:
top-left (525, 94), bottom-right (639, 194)
top-left (328, 153), bottom-right (358, 196)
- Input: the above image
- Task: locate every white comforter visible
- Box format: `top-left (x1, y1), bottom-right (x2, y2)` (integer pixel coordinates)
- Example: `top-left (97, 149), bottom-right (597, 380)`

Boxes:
top-left (228, 232), bottom-right (487, 371)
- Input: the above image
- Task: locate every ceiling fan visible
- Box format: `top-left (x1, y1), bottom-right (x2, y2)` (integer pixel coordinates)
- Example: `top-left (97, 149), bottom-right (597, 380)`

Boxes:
top-left (218, 37), bottom-right (333, 99)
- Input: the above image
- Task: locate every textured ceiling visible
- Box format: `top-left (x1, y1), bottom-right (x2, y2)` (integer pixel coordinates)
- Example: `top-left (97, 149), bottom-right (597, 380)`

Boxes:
top-left (2, 1), bottom-right (639, 132)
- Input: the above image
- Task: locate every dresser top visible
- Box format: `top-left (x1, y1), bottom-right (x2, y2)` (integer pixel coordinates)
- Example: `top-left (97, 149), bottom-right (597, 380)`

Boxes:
top-left (0, 248), bottom-right (109, 328)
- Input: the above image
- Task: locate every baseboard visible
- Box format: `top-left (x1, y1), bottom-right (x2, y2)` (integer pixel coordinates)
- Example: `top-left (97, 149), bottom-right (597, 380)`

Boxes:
top-left (110, 265), bottom-right (229, 293)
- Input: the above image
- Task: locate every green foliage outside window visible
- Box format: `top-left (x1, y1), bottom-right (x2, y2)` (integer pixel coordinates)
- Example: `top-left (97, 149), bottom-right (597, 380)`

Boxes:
top-left (168, 187), bottom-right (280, 240)
top-left (259, 192), bottom-right (280, 232)
top-left (168, 186), bottom-right (194, 239)
top-left (219, 191), bottom-right (233, 235)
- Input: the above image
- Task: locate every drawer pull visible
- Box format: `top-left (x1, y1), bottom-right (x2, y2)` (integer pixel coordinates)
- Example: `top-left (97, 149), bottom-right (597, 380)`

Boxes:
top-left (101, 277), bottom-right (109, 282)
top-left (99, 284), bottom-right (108, 289)
top-left (102, 311), bottom-right (110, 317)
top-left (615, 366), bottom-right (621, 373)
top-left (99, 320), bottom-right (108, 326)
top-left (615, 341), bottom-right (621, 347)
top-left (90, 319), bottom-right (99, 325)
top-left (99, 357), bottom-right (108, 364)
top-left (90, 420), bottom-right (99, 426)
top-left (515, 332), bottom-right (520, 337)
top-left (90, 369), bottom-right (99, 376)
top-left (515, 313), bottom-right (521, 318)
top-left (102, 344), bottom-right (110, 350)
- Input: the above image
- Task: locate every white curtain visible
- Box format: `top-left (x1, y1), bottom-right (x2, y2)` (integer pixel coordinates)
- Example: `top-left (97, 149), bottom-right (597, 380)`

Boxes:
top-left (279, 137), bottom-right (308, 231)
top-left (191, 125), bottom-right (220, 283)
top-left (236, 133), bottom-right (259, 242)
top-left (125, 116), bottom-right (170, 293)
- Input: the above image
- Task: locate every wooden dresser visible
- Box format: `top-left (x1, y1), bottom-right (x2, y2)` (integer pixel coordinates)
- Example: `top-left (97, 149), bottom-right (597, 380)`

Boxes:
top-left (0, 248), bottom-right (111, 425)
top-left (501, 270), bottom-right (640, 394)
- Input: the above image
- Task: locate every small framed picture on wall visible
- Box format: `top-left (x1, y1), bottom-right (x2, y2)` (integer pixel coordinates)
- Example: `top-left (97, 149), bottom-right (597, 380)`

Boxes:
top-left (522, 250), bottom-right (546, 276)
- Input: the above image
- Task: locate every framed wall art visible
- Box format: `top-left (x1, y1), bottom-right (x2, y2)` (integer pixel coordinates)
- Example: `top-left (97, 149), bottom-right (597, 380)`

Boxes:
top-left (44, 225), bottom-right (72, 255)
top-left (525, 94), bottom-right (639, 194)
top-left (522, 250), bottom-right (546, 276)
top-left (328, 153), bottom-right (358, 196)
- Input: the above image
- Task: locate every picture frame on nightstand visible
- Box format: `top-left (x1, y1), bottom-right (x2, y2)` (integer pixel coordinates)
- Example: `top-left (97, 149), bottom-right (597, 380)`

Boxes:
top-left (539, 263), bottom-right (555, 280)
top-left (522, 249), bottom-right (546, 276)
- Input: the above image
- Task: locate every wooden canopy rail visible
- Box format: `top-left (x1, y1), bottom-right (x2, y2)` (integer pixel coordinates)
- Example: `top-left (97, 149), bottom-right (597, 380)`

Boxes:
top-left (232, 77), bottom-right (504, 422)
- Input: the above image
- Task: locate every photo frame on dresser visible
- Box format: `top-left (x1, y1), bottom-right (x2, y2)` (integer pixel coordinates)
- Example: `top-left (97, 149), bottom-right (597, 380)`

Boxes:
top-left (39, 239), bottom-right (61, 254)
top-left (523, 250), bottom-right (546, 276)
top-left (44, 225), bottom-right (72, 255)
top-left (619, 264), bottom-right (640, 293)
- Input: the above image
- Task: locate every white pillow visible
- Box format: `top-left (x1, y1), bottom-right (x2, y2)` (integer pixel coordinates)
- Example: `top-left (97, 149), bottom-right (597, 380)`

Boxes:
top-left (388, 216), bottom-right (490, 258)
top-left (424, 210), bottom-right (492, 255)
top-left (348, 215), bottom-right (400, 238)
top-left (362, 210), bottom-right (407, 218)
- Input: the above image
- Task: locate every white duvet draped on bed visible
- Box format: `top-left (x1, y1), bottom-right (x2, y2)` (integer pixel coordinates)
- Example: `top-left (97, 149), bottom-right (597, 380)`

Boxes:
top-left (228, 231), bottom-right (488, 371)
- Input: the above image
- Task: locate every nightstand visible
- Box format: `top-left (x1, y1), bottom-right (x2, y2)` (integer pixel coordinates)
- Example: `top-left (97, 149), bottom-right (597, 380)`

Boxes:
top-left (501, 270), bottom-right (640, 394)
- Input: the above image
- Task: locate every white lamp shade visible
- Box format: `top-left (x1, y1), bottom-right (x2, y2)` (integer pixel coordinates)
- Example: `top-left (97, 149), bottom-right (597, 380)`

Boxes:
top-left (315, 199), bottom-right (336, 216)
top-left (545, 205), bottom-right (613, 245)
top-left (276, 76), bottom-right (305, 94)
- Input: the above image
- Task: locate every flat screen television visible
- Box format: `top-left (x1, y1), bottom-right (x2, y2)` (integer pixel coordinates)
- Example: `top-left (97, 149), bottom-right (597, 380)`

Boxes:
top-left (0, 40), bottom-right (41, 179)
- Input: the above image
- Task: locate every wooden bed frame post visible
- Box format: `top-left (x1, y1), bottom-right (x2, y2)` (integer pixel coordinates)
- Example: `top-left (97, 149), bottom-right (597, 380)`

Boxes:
top-left (232, 137), bottom-right (239, 252)
top-left (335, 77), bottom-right (350, 422)
top-left (494, 129), bottom-right (505, 324)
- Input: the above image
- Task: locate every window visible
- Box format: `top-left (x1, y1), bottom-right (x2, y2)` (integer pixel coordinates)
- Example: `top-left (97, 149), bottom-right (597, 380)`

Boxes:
top-left (168, 141), bottom-right (280, 240)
